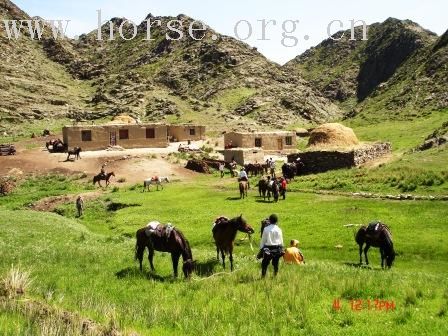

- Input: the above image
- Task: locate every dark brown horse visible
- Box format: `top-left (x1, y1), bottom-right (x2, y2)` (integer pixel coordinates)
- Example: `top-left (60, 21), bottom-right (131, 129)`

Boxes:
top-left (258, 178), bottom-right (279, 202)
top-left (239, 181), bottom-right (248, 199)
top-left (212, 215), bottom-right (254, 271)
top-left (93, 172), bottom-right (115, 187)
top-left (135, 224), bottom-right (195, 278)
top-left (355, 222), bottom-right (395, 269)
top-left (66, 147), bottom-right (82, 161)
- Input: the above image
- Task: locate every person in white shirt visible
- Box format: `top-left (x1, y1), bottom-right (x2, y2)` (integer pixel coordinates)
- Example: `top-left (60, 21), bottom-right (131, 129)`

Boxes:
top-left (259, 214), bottom-right (284, 277)
top-left (219, 163), bottom-right (225, 178)
top-left (238, 167), bottom-right (250, 188)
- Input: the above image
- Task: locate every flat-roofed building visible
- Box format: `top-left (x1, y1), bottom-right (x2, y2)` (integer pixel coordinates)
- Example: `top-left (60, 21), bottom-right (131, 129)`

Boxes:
top-left (62, 123), bottom-right (168, 151)
top-left (224, 131), bottom-right (297, 152)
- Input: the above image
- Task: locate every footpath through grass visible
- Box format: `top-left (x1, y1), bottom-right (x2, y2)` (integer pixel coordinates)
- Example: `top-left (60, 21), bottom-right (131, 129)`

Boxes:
top-left (1, 175), bottom-right (447, 335)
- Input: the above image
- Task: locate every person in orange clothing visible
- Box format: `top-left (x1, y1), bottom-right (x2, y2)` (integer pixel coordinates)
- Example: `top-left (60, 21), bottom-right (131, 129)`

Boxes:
top-left (283, 239), bottom-right (305, 264)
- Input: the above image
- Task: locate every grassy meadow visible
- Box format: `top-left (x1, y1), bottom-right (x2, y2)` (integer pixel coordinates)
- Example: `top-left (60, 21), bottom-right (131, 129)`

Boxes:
top-left (1, 173), bottom-right (447, 335)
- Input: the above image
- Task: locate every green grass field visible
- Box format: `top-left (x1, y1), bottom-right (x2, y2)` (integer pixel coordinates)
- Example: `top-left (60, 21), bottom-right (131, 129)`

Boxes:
top-left (1, 174), bottom-right (447, 335)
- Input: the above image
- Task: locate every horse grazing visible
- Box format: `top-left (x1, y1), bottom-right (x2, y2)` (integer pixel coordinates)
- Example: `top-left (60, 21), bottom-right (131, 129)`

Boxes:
top-left (239, 181), bottom-right (248, 199)
top-left (66, 147), bottom-right (82, 161)
top-left (143, 176), bottom-right (170, 192)
top-left (135, 223), bottom-right (194, 278)
top-left (93, 172), bottom-right (115, 187)
top-left (355, 221), bottom-right (395, 269)
top-left (212, 215), bottom-right (255, 271)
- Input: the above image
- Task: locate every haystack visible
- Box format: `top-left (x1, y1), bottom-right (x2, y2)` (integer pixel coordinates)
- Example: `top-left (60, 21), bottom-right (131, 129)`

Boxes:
top-left (308, 123), bottom-right (359, 148)
top-left (108, 115), bottom-right (137, 125)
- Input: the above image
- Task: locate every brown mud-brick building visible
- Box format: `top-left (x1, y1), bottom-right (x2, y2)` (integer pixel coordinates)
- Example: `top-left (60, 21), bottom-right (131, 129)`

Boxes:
top-left (168, 125), bottom-right (206, 142)
top-left (62, 124), bottom-right (169, 151)
top-left (224, 131), bottom-right (297, 152)
top-left (223, 148), bottom-right (265, 165)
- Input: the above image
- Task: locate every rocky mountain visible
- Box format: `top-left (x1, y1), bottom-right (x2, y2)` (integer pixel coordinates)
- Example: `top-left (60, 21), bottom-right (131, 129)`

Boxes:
top-left (0, 0), bottom-right (342, 133)
top-left (285, 18), bottom-right (447, 121)
top-left (0, 0), bottom-right (91, 125)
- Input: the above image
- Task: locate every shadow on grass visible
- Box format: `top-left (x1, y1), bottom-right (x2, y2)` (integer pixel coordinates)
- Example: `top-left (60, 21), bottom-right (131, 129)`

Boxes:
top-left (115, 267), bottom-right (173, 282)
top-left (194, 258), bottom-right (220, 277)
top-left (343, 262), bottom-right (373, 270)
top-left (226, 197), bottom-right (242, 201)
top-left (255, 199), bottom-right (273, 203)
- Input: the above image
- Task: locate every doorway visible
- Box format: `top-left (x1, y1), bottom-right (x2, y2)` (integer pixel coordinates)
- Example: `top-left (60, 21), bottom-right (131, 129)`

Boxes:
top-left (110, 132), bottom-right (117, 146)
top-left (277, 138), bottom-right (283, 150)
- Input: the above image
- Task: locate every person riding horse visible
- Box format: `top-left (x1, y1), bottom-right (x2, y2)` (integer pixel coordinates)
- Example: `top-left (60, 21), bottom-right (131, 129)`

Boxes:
top-left (238, 167), bottom-right (250, 189)
top-left (100, 164), bottom-right (107, 179)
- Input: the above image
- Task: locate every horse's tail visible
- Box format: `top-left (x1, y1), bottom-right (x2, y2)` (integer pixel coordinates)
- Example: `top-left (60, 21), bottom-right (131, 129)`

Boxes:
top-left (135, 229), bottom-right (144, 261)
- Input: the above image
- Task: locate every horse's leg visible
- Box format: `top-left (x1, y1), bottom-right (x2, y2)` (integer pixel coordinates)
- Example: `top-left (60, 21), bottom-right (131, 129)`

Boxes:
top-left (359, 244), bottom-right (363, 264)
top-left (221, 249), bottom-right (226, 269)
top-left (148, 247), bottom-right (155, 272)
top-left (380, 248), bottom-right (385, 269)
top-left (364, 245), bottom-right (370, 265)
top-left (136, 244), bottom-right (145, 272)
top-left (229, 247), bottom-right (234, 272)
top-left (171, 253), bottom-right (180, 278)
top-left (216, 246), bottom-right (220, 261)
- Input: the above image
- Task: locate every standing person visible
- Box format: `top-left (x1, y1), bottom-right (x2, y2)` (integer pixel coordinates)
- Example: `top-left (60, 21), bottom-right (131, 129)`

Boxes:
top-left (270, 158), bottom-right (276, 178)
top-left (283, 240), bottom-right (305, 265)
top-left (280, 177), bottom-right (287, 200)
top-left (219, 162), bottom-right (225, 178)
top-left (259, 214), bottom-right (284, 277)
top-left (76, 195), bottom-right (84, 218)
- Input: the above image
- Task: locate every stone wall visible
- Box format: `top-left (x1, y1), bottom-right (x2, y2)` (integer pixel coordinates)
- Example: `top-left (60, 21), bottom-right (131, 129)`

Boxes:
top-left (288, 143), bottom-right (391, 174)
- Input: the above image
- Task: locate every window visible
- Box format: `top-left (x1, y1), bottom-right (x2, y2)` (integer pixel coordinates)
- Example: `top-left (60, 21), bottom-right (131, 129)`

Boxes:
top-left (119, 129), bottom-right (129, 140)
top-left (189, 128), bottom-right (196, 136)
top-left (255, 138), bottom-right (262, 147)
top-left (81, 130), bottom-right (92, 142)
top-left (146, 128), bottom-right (155, 139)
top-left (285, 136), bottom-right (293, 146)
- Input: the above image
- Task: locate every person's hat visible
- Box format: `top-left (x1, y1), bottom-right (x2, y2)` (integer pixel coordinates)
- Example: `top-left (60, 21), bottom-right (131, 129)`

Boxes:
top-left (269, 214), bottom-right (278, 224)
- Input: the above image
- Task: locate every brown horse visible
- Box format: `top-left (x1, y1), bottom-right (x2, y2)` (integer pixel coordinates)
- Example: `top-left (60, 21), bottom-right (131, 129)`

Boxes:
top-left (355, 222), bottom-right (395, 269)
top-left (239, 181), bottom-right (248, 199)
top-left (212, 215), bottom-right (254, 271)
top-left (135, 224), bottom-right (195, 278)
top-left (93, 172), bottom-right (115, 187)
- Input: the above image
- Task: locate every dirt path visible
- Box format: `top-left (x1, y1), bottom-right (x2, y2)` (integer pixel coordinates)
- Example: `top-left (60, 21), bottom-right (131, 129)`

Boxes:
top-left (30, 191), bottom-right (103, 212)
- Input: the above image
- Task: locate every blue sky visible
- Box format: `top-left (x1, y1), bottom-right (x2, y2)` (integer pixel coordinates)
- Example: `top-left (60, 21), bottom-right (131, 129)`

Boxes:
top-left (13, 0), bottom-right (448, 64)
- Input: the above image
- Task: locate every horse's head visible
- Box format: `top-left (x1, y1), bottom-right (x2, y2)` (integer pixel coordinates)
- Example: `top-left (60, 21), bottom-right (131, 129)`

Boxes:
top-left (386, 248), bottom-right (395, 268)
top-left (182, 259), bottom-right (196, 278)
top-left (236, 215), bottom-right (255, 234)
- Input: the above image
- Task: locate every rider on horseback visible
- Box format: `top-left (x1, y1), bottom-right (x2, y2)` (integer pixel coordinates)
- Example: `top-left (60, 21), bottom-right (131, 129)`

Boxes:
top-left (100, 164), bottom-right (107, 179)
top-left (238, 167), bottom-right (250, 189)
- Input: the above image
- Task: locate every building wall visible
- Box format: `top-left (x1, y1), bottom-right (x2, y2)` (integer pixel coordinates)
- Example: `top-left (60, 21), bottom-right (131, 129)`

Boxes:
top-left (223, 149), bottom-right (265, 165)
top-left (63, 124), bottom-right (168, 151)
top-left (287, 143), bottom-right (391, 174)
top-left (224, 132), bottom-right (297, 151)
top-left (168, 125), bottom-right (206, 141)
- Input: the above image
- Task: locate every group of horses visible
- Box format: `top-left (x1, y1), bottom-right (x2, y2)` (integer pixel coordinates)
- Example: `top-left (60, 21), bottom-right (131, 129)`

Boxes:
top-left (135, 216), bottom-right (396, 279)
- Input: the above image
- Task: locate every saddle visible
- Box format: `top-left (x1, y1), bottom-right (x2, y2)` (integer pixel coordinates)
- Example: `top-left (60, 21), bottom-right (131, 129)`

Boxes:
top-left (145, 221), bottom-right (174, 241)
top-left (213, 216), bottom-right (229, 228)
top-left (366, 221), bottom-right (383, 238)
top-left (151, 176), bottom-right (159, 182)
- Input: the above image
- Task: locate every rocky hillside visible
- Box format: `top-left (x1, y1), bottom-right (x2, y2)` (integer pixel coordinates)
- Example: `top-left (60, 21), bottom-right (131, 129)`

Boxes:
top-left (0, 0), bottom-right (91, 127)
top-left (0, 0), bottom-right (342, 133)
top-left (285, 18), bottom-right (447, 121)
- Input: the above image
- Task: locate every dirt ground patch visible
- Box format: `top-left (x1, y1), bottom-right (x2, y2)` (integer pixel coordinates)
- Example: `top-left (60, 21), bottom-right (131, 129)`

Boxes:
top-left (0, 143), bottom-right (197, 185)
top-left (30, 191), bottom-right (103, 212)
